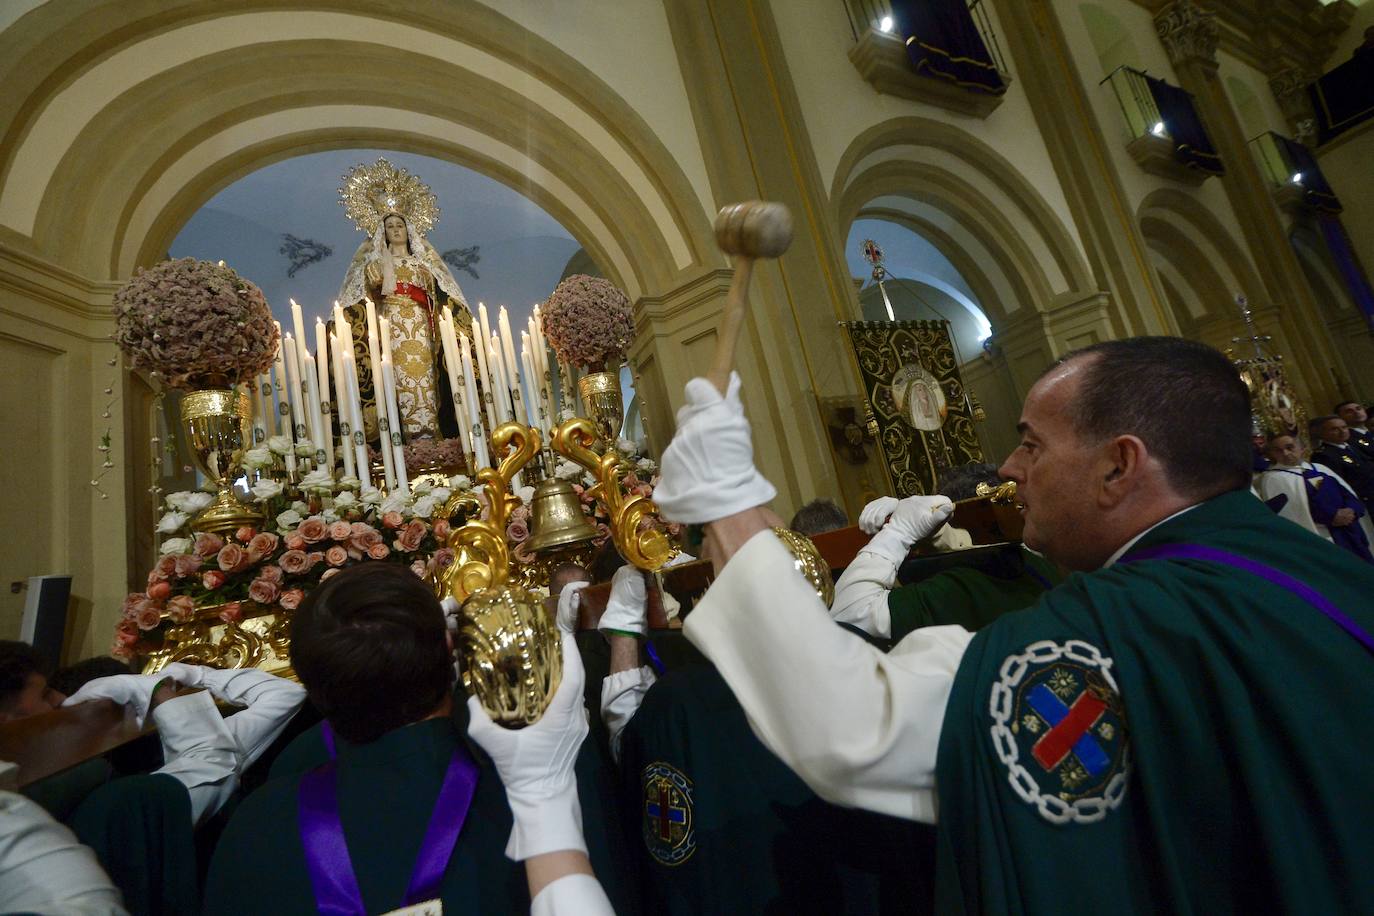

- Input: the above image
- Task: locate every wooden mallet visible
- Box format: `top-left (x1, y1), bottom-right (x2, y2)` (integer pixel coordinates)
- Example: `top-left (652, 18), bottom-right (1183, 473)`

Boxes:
top-left (707, 200), bottom-right (794, 394)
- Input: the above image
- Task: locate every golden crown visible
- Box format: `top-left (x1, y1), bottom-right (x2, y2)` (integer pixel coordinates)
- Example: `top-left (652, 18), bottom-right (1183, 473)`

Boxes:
top-left (338, 158), bottom-right (439, 236)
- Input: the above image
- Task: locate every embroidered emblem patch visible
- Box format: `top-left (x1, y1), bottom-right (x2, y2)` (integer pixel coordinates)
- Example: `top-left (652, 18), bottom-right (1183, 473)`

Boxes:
top-left (641, 762), bottom-right (696, 866)
top-left (989, 639), bottom-right (1130, 825)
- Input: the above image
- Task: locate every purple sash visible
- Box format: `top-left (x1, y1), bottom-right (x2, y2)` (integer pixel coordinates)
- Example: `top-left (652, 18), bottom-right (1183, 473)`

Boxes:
top-left (298, 747), bottom-right (479, 914)
top-left (1122, 542), bottom-right (1374, 655)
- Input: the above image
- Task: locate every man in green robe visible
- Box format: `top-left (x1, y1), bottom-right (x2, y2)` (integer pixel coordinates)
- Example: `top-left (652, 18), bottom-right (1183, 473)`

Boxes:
top-left (204, 563), bottom-right (635, 915)
top-left (652, 338), bottom-right (1374, 912)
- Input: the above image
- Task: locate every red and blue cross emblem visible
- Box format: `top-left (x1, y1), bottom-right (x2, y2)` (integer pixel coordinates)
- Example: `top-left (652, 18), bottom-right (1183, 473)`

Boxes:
top-left (641, 762), bottom-right (696, 866)
top-left (1013, 661), bottom-right (1127, 799)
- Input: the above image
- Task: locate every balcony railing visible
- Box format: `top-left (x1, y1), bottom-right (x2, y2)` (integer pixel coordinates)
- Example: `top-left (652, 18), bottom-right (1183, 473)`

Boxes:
top-left (1101, 65), bottom-right (1223, 185)
top-left (845, 0), bottom-right (1011, 118)
top-left (1248, 131), bottom-right (1341, 213)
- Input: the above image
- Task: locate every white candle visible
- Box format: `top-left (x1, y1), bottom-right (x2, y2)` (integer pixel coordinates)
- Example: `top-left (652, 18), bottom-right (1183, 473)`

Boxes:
top-left (342, 351), bottom-right (370, 487)
top-left (488, 338), bottom-right (511, 422)
top-left (533, 309), bottom-right (556, 419)
top-left (520, 343), bottom-right (539, 428)
top-left (364, 300), bottom-right (396, 490)
top-left (302, 351), bottom-right (329, 475)
top-left (282, 334), bottom-right (307, 446)
top-left (252, 373), bottom-right (270, 446)
top-left (459, 333), bottom-right (489, 469)
top-left (497, 307), bottom-right (518, 390)
top-left (290, 299), bottom-right (308, 361)
top-left (437, 309), bottom-right (472, 467)
top-left (315, 318), bottom-right (333, 462)
top-left (475, 303), bottom-right (497, 431)
top-left (381, 355), bottom-right (409, 492)
top-left (330, 331), bottom-right (356, 479)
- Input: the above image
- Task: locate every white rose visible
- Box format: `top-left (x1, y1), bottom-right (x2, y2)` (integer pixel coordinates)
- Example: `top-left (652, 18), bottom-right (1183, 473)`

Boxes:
top-left (636, 457), bottom-right (657, 473)
top-left (360, 486), bottom-right (383, 506)
top-left (295, 443), bottom-right (316, 458)
top-left (299, 469), bottom-right (334, 493)
top-left (291, 501), bottom-right (309, 514)
top-left (515, 485), bottom-right (535, 506)
top-left (412, 478), bottom-right (434, 495)
top-left (276, 509), bottom-right (303, 530)
top-left (251, 479), bottom-right (284, 502)
top-left (156, 511), bottom-right (190, 534)
top-left (448, 475), bottom-right (471, 490)
top-left (616, 437), bottom-right (637, 456)
top-left (380, 492), bottom-right (412, 516)
top-left (159, 537), bottom-right (192, 556)
top-left (332, 491), bottom-right (357, 509)
top-left (412, 496), bottom-right (438, 519)
top-left (165, 491), bottom-right (213, 513)
top-left (322, 508), bottom-right (339, 523)
top-left (241, 447), bottom-right (273, 471)
top-left (432, 486), bottom-right (452, 503)
top-left (337, 475), bottom-right (362, 491)
top-left (555, 459), bottom-right (585, 482)
top-left (267, 435), bottom-right (293, 456)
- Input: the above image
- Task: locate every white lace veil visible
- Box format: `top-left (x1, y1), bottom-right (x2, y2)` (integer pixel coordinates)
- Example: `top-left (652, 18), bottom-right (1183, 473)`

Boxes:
top-left (336, 217), bottom-right (470, 310)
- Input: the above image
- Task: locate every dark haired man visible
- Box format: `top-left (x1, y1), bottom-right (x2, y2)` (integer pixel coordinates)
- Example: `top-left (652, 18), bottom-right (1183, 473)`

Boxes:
top-left (204, 563), bottom-right (625, 915)
top-left (788, 498), bottom-right (849, 536)
top-left (654, 338), bottom-right (1374, 912)
top-left (1311, 414), bottom-right (1374, 512)
top-left (0, 640), bottom-right (65, 721)
top-left (1335, 401), bottom-right (1374, 462)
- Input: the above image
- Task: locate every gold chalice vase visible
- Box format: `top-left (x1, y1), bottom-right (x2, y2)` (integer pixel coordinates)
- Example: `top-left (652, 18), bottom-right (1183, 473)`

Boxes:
top-left (456, 585), bottom-right (563, 728)
top-left (181, 388), bottom-right (264, 535)
top-left (577, 370), bottom-right (624, 445)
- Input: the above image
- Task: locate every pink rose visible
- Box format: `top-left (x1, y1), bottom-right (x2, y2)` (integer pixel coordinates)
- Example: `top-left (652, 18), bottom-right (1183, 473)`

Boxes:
top-left (396, 519), bottom-right (426, 552)
top-left (432, 519), bottom-right (450, 540)
top-left (329, 521), bottom-right (352, 541)
top-left (367, 543), bottom-right (390, 560)
top-left (433, 547), bottom-right (455, 570)
top-left (202, 569), bottom-right (226, 590)
top-left (122, 593), bottom-right (144, 618)
top-left (410, 560), bottom-right (428, 578)
top-left (235, 526), bottom-right (256, 544)
top-left (111, 642), bottom-right (134, 660)
top-left (506, 521), bottom-right (529, 543)
top-left (135, 605), bottom-right (163, 631)
top-left (194, 532), bottom-right (224, 558)
top-left (155, 555), bottom-right (177, 577)
top-left (217, 543), bottom-right (246, 572)
top-left (248, 532), bottom-right (280, 559)
top-left (350, 522), bottom-right (371, 538)
top-left (278, 549), bottom-right (310, 574)
top-left (382, 511), bottom-right (404, 529)
top-left (166, 595), bottom-right (196, 623)
top-left (325, 545), bottom-right (348, 567)
top-left (279, 589), bottom-right (304, 610)
top-left (320, 567), bottom-right (340, 581)
top-left (307, 552), bottom-right (324, 569)
top-left (297, 517), bottom-right (328, 543)
top-left (512, 540), bottom-right (537, 565)
top-left (115, 626), bottom-right (140, 648)
top-left (351, 528), bottom-right (383, 552)
top-left (285, 534), bottom-right (307, 552)
top-left (248, 578), bottom-right (280, 605)
top-left (259, 564), bottom-right (284, 584)
top-left (147, 568), bottom-right (169, 588)
top-left (173, 554), bottom-right (203, 578)
top-left (218, 601), bottom-right (243, 624)
top-left (511, 505), bottom-right (530, 524)
top-left (147, 580), bottom-right (172, 600)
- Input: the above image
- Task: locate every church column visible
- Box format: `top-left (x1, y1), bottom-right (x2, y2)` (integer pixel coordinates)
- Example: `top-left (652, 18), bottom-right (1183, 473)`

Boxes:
top-left (657, 0), bottom-right (868, 516)
top-left (991, 0), bottom-right (1177, 341)
top-left (1154, 0), bottom-right (1348, 408)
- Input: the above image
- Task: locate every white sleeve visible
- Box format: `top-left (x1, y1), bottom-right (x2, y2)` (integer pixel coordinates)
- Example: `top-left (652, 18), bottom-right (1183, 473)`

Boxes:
top-left (829, 548), bottom-right (896, 638)
top-left (193, 668), bottom-right (307, 770)
top-left (600, 665), bottom-right (657, 764)
top-left (683, 530), bottom-right (973, 824)
top-left (530, 873), bottom-right (615, 916)
top-left (151, 691), bottom-right (240, 824)
top-left (0, 790), bottom-right (128, 915)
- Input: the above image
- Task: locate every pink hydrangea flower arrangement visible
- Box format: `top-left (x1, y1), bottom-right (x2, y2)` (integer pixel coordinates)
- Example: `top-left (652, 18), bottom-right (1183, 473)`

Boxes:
top-left (112, 257), bottom-right (278, 389)
top-left (541, 275), bottom-right (635, 371)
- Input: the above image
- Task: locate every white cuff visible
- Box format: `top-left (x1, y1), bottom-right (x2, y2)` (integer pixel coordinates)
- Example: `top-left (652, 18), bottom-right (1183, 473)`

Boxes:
top-left (151, 691), bottom-right (239, 824)
top-left (600, 666), bottom-right (657, 763)
top-left (530, 873), bottom-right (615, 916)
top-left (505, 783), bottom-right (587, 861)
top-left (829, 549), bottom-right (896, 638)
top-left (863, 525), bottom-right (913, 566)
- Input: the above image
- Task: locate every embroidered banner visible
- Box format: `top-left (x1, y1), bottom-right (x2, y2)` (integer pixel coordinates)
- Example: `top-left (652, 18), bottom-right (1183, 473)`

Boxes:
top-left (892, 0), bottom-right (1006, 96)
top-left (842, 319), bottom-right (983, 497)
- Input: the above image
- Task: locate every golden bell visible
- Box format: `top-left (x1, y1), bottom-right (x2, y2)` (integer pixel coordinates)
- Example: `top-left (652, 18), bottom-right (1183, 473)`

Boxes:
top-left (457, 585), bottom-right (563, 728)
top-left (526, 477), bottom-right (600, 553)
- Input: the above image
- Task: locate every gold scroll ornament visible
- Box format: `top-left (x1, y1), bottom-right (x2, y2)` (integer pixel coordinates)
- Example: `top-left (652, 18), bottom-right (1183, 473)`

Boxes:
top-left (437, 422), bottom-right (561, 728)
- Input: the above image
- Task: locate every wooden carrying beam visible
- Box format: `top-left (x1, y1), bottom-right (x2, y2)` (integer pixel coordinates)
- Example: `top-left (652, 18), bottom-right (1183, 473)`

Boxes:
top-left (0, 701), bottom-right (148, 789)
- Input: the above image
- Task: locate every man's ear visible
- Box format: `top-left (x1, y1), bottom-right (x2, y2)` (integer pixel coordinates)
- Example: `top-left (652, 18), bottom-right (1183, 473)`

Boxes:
top-left (1097, 435), bottom-right (1148, 508)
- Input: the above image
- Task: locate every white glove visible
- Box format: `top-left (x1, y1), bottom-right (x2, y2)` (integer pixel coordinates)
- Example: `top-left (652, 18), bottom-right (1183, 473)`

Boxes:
top-left (863, 495), bottom-right (955, 565)
top-left (653, 372), bottom-right (777, 524)
top-left (467, 631), bottom-right (590, 860)
top-left (62, 672), bottom-right (171, 728)
top-left (858, 496), bottom-right (899, 535)
top-left (155, 662), bottom-right (207, 689)
top-left (599, 566), bottom-right (648, 637)
top-left (556, 580), bottom-right (590, 635)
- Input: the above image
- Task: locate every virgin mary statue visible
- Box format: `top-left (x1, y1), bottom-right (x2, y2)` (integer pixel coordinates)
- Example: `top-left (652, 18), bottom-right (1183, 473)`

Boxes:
top-left (337, 158), bottom-right (474, 442)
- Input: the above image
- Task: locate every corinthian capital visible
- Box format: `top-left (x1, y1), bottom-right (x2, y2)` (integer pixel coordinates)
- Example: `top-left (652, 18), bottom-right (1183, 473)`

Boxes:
top-left (1155, 0), bottom-right (1219, 67)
